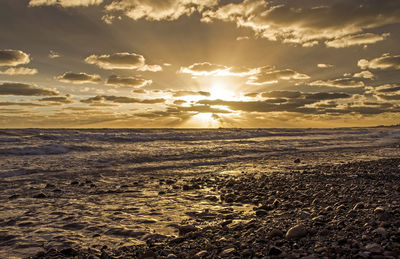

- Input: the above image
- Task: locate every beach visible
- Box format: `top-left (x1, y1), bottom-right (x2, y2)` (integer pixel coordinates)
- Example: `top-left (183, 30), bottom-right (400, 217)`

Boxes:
top-left (0, 128), bottom-right (400, 258)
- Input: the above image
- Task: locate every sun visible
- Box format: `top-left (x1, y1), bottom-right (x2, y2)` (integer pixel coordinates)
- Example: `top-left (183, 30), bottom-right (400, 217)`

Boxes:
top-left (209, 80), bottom-right (235, 100)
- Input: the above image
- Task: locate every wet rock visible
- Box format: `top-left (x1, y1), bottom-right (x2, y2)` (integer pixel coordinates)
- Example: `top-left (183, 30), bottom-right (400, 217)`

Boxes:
top-left (255, 209), bottom-right (268, 217)
top-left (195, 250), bottom-right (208, 257)
top-left (33, 193), bottom-right (47, 198)
top-left (268, 229), bottom-right (284, 238)
top-left (268, 246), bottom-right (282, 256)
top-left (178, 225), bottom-right (198, 235)
top-left (8, 194), bottom-right (19, 200)
top-left (365, 243), bottom-right (383, 254)
top-left (353, 202), bottom-right (365, 210)
top-left (286, 224), bottom-right (308, 240)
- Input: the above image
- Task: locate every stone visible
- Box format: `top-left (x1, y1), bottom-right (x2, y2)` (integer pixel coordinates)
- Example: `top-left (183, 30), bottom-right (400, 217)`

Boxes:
top-left (365, 243), bottom-right (383, 254)
top-left (33, 193), bottom-right (47, 199)
top-left (255, 209), bottom-right (268, 217)
top-left (372, 227), bottom-right (387, 236)
top-left (294, 158), bottom-right (301, 163)
top-left (220, 247), bottom-right (235, 256)
top-left (268, 229), bottom-right (284, 238)
top-left (195, 250), bottom-right (208, 257)
top-left (353, 202), bottom-right (365, 210)
top-left (268, 246), bottom-right (282, 256)
top-left (178, 225), bottom-right (198, 235)
top-left (286, 224), bottom-right (308, 239)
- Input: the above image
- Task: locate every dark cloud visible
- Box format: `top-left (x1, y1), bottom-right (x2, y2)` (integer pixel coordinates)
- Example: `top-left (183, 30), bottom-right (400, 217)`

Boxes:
top-left (56, 72), bottom-right (101, 84)
top-left (325, 33), bottom-right (390, 48)
top-left (85, 52), bottom-right (162, 71)
top-left (0, 82), bottom-right (59, 96)
top-left (358, 53), bottom-right (400, 70)
top-left (310, 78), bottom-right (365, 88)
top-left (38, 95), bottom-right (73, 104)
top-left (261, 91), bottom-right (302, 99)
top-left (0, 49), bottom-right (30, 67)
top-left (132, 89), bottom-right (147, 94)
top-left (202, 0), bottom-right (400, 47)
top-left (28, 0), bottom-right (103, 7)
top-left (81, 95), bottom-right (165, 104)
top-left (172, 90), bottom-right (211, 97)
top-left (0, 101), bottom-right (44, 107)
top-left (247, 67), bottom-right (309, 85)
top-left (104, 0), bottom-right (218, 22)
top-left (106, 75), bottom-right (151, 88)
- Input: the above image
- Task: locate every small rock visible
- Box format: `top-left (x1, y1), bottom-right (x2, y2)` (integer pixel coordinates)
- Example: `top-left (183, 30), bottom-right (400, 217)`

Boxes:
top-left (365, 243), bottom-right (383, 254)
top-left (286, 224), bottom-right (308, 239)
top-left (60, 248), bottom-right (78, 257)
top-left (268, 246), bottom-right (282, 256)
top-left (70, 181), bottom-right (79, 185)
top-left (220, 247), bottom-right (235, 256)
top-left (33, 193), bottom-right (47, 199)
top-left (166, 254), bottom-right (177, 259)
top-left (195, 250), bottom-right (208, 257)
top-left (353, 202), bottom-right (365, 210)
top-left (255, 209), bottom-right (268, 217)
top-left (294, 158), bottom-right (301, 163)
top-left (268, 229), bottom-right (284, 238)
top-left (178, 225), bottom-right (198, 235)
top-left (372, 227), bottom-right (387, 236)
top-left (8, 194), bottom-right (19, 200)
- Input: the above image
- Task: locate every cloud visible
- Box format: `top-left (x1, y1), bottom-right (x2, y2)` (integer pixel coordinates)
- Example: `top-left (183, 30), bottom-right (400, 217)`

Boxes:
top-left (104, 0), bottom-right (218, 22)
top-left (56, 72), bottom-right (101, 84)
top-left (247, 67), bottom-right (309, 85)
top-left (0, 82), bottom-right (59, 96)
top-left (132, 89), bottom-right (147, 94)
top-left (310, 78), bottom-right (364, 88)
top-left (358, 53), bottom-right (400, 70)
top-left (106, 75), bottom-right (152, 88)
top-left (374, 84), bottom-right (400, 93)
top-left (85, 52), bottom-right (162, 71)
top-left (38, 95), bottom-right (73, 104)
top-left (317, 64), bottom-right (334, 68)
top-left (172, 90), bottom-right (210, 97)
top-left (0, 67), bottom-right (38, 75)
top-left (49, 50), bottom-right (61, 59)
top-left (0, 102), bottom-right (44, 107)
top-left (325, 33), bottom-right (389, 48)
top-left (353, 70), bottom-right (374, 79)
top-left (202, 0), bottom-right (400, 47)
top-left (173, 100), bottom-right (186, 105)
top-left (81, 95), bottom-right (165, 104)
top-left (179, 62), bottom-right (254, 77)
top-left (0, 49), bottom-right (30, 67)
top-left (197, 91), bottom-right (351, 113)
top-left (28, 0), bottom-right (103, 7)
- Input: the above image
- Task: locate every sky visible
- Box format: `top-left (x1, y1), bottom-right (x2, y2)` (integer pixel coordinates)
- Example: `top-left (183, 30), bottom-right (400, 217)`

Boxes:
top-left (0, 0), bottom-right (399, 128)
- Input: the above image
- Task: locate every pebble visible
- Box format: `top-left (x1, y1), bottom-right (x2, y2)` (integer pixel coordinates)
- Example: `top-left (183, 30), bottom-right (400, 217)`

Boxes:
top-left (178, 225), bottom-right (198, 235)
top-left (268, 246), bottom-right (282, 255)
top-left (268, 229), bottom-right (284, 238)
top-left (365, 243), bottom-right (383, 254)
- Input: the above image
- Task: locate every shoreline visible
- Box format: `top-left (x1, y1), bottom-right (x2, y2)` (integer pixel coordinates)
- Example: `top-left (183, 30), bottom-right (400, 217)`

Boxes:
top-left (29, 157), bottom-right (400, 258)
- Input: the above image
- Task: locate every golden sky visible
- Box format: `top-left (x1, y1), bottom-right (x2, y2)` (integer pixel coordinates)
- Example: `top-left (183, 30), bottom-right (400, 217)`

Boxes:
top-left (0, 0), bottom-right (400, 128)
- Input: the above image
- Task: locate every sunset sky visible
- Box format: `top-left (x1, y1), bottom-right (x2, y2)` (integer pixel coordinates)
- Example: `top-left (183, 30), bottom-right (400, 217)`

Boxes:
top-left (1, 0), bottom-right (399, 128)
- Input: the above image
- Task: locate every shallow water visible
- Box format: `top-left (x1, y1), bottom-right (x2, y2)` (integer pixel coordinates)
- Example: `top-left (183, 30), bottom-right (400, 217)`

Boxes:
top-left (1, 127), bottom-right (400, 258)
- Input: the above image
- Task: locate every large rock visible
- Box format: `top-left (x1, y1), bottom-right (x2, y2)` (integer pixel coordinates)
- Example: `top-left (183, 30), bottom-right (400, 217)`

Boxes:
top-left (286, 224), bottom-right (308, 239)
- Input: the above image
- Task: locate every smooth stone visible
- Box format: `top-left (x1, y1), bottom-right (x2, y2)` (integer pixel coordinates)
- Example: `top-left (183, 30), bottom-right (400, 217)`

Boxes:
top-left (365, 243), bottom-right (383, 254)
top-left (286, 224), bottom-right (308, 239)
top-left (268, 229), bottom-right (284, 238)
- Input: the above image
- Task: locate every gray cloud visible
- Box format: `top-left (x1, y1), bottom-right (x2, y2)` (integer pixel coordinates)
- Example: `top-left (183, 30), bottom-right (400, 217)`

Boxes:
top-left (29, 0), bottom-right (103, 7)
top-left (85, 52), bottom-right (162, 71)
top-left (0, 102), bottom-right (44, 107)
top-left (39, 95), bottom-right (73, 104)
top-left (0, 67), bottom-right (38, 75)
top-left (106, 75), bottom-right (152, 88)
top-left (247, 67), bottom-right (309, 85)
top-left (358, 53), bottom-right (400, 70)
top-left (56, 72), bottom-right (101, 84)
top-left (310, 78), bottom-right (365, 88)
top-left (202, 0), bottom-right (400, 47)
top-left (0, 82), bottom-right (59, 96)
top-left (179, 62), bottom-right (255, 77)
top-left (353, 71), bottom-right (374, 79)
top-left (104, 0), bottom-right (218, 22)
top-left (325, 33), bottom-right (390, 48)
top-left (81, 95), bottom-right (165, 104)
top-left (172, 90), bottom-right (210, 97)
top-left (0, 49), bottom-right (30, 67)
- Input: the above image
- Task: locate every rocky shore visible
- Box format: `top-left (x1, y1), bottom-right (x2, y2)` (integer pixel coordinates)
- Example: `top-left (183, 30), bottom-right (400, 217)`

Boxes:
top-left (30, 157), bottom-right (400, 258)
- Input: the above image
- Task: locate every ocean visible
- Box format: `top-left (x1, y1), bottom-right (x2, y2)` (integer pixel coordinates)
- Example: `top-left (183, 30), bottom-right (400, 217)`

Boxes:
top-left (1, 127), bottom-right (400, 258)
